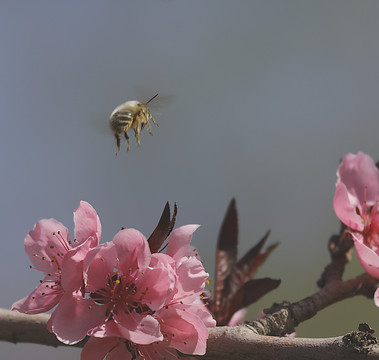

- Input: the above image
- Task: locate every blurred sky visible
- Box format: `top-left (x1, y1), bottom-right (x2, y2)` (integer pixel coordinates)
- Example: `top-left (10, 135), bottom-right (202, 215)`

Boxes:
top-left (2, 1), bottom-right (379, 358)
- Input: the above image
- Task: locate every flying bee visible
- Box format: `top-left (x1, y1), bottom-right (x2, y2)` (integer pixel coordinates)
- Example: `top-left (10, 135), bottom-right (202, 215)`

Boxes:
top-left (109, 94), bottom-right (159, 153)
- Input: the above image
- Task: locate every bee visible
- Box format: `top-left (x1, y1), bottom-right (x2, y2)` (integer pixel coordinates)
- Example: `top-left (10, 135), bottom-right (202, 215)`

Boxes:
top-left (109, 94), bottom-right (159, 152)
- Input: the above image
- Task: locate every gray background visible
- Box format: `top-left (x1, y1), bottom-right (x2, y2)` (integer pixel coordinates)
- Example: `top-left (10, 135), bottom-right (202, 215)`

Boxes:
top-left (2, 1), bottom-right (379, 358)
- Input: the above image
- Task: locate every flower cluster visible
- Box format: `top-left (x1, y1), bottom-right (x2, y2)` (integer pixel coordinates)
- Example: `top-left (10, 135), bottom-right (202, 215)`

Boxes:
top-left (12, 202), bottom-right (215, 359)
top-left (333, 152), bottom-right (379, 305)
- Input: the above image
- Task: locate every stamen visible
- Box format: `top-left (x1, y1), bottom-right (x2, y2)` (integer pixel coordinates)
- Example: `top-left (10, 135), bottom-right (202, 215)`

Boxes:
top-left (51, 255), bottom-right (61, 271)
top-left (52, 231), bottom-right (70, 252)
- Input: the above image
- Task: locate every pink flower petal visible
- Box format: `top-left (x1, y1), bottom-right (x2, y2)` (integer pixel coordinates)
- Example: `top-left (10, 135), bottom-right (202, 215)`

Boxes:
top-left (175, 256), bottom-right (209, 297)
top-left (353, 234), bottom-right (379, 278)
top-left (183, 304), bottom-right (216, 329)
top-left (25, 219), bottom-right (71, 273)
top-left (112, 311), bottom-right (163, 344)
top-left (374, 288), bottom-right (379, 307)
top-left (139, 343), bottom-right (181, 360)
top-left (338, 152), bottom-right (379, 206)
top-left (61, 238), bottom-right (93, 293)
top-left (11, 275), bottom-right (62, 314)
top-left (50, 295), bottom-right (105, 344)
top-left (112, 229), bottom-right (151, 272)
top-left (84, 242), bottom-right (118, 292)
top-left (166, 225), bottom-right (200, 261)
top-left (136, 253), bottom-right (176, 310)
top-left (92, 311), bottom-right (163, 345)
top-left (333, 183), bottom-right (363, 231)
top-left (81, 337), bottom-right (123, 360)
top-left (74, 201), bottom-right (102, 247)
top-left (227, 308), bottom-right (247, 326)
top-left (158, 306), bottom-right (209, 355)
top-left (106, 343), bottom-right (133, 360)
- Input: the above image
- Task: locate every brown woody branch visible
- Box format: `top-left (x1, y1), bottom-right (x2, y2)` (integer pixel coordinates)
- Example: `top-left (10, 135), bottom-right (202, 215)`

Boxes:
top-left (245, 229), bottom-right (378, 337)
top-left (1, 309), bottom-right (379, 360)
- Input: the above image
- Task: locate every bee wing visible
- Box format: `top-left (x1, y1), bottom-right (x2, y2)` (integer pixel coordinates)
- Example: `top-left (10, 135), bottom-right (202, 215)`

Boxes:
top-left (145, 95), bottom-right (174, 115)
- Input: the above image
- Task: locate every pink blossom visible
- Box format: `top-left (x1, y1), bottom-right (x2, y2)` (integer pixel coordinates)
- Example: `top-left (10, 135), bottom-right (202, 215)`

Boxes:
top-left (50, 228), bottom-right (178, 344)
top-left (81, 302), bottom-right (214, 359)
top-left (12, 201), bottom-right (101, 314)
top-left (333, 152), bottom-right (379, 304)
top-left (81, 296), bottom-right (214, 359)
top-left (79, 225), bottom-right (216, 358)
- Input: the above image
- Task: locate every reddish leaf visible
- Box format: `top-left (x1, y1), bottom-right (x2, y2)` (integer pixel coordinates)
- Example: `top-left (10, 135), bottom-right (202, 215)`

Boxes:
top-left (223, 231), bottom-right (272, 300)
top-left (147, 202), bottom-right (177, 253)
top-left (236, 232), bottom-right (279, 283)
top-left (214, 198), bottom-right (238, 311)
top-left (221, 278), bottom-right (281, 326)
top-left (244, 242), bottom-right (279, 280)
top-left (167, 202), bottom-right (177, 239)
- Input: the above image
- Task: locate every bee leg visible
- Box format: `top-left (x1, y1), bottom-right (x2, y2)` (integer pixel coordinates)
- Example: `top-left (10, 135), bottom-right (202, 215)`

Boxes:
top-left (134, 127), bottom-right (141, 146)
top-left (145, 119), bottom-right (153, 135)
top-left (124, 132), bottom-right (130, 152)
top-left (114, 133), bottom-right (120, 153)
top-left (149, 112), bottom-right (159, 127)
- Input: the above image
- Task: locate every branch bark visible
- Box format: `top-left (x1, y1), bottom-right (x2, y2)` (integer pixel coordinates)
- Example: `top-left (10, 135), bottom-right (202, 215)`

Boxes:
top-left (1, 308), bottom-right (379, 360)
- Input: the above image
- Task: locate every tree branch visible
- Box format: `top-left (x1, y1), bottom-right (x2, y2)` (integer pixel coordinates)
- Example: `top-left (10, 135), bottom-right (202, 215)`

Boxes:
top-left (1, 308), bottom-right (379, 359)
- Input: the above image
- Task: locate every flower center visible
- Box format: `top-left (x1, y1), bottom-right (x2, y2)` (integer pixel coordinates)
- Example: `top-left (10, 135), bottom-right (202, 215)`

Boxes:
top-left (358, 186), bottom-right (379, 248)
top-left (89, 273), bottom-right (152, 320)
